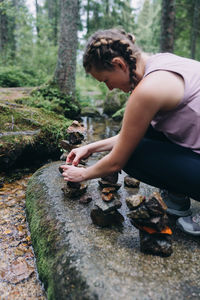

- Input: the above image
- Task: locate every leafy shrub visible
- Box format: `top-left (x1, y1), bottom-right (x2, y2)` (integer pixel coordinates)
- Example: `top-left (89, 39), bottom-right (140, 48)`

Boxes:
top-left (0, 66), bottom-right (43, 87)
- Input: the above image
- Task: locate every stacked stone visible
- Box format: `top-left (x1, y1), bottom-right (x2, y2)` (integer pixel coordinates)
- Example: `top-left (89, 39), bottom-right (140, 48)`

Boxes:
top-left (126, 192), bottom-right (173, 257)
top-left (59, 121), bottom-right (92, 204)
top-left (124, 175), bottom-right (140, 188)
top-left (60, 120), bottom-right (87, 162)
top-left (90, 172), bottom-right (124, 227)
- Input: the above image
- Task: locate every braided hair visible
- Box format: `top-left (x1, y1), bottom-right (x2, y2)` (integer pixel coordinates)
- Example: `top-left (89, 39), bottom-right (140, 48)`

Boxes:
top-left (83, 29), bottom-right (141, 91)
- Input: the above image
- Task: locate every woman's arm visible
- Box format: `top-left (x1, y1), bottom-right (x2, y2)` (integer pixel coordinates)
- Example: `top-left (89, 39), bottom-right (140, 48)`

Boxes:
top-left (66, 134), bottom-right (119, 165)
top-left (62, 70), bottom-right (184, 181)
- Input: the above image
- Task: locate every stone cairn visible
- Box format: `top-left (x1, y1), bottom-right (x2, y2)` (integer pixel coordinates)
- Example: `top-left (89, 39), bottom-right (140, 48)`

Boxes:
top-left (59, 120), bottom-right (92, 204)
top-left (126, 192), bottom-right (173, 257)
top-left (90, 172), bottom-right (124, 227)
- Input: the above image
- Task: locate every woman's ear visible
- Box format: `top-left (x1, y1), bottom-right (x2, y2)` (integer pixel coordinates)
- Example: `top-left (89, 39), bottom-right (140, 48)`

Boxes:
top-left (112, 57), bottom-right (127, 71)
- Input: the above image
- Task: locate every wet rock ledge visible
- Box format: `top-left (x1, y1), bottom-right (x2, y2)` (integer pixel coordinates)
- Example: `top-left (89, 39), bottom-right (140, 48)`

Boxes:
top-left (26, 161), bottom-right (200, 300)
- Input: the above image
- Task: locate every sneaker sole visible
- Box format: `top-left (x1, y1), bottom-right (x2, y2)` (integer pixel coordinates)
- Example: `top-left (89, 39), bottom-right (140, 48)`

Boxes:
top-left (166, 207), bottom-right (192, 217)
top-left (176, 220), bottom-right (200, 236)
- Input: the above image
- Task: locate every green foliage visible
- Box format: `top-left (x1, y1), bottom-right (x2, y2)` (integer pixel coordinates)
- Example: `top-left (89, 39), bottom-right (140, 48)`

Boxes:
top-left (23, 81), bottom-right (81, 118)
top-left (0, 66), bottom-right (42, 87)
top-left (135, 0), bottom-right (161, 53)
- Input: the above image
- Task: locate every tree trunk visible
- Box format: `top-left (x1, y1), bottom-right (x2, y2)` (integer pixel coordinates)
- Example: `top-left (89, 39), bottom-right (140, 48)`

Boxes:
top-left (54, 0), bottom-right (79, 97)
top-left (0, 0), bottom-right (8, 53)
top-left (160, 0), bottom-right (175, 52)
top-left (191, 0), bottom-right (200, 59)
top-left (46, 0), bottom-right (59, 45)
top-left (35, 0), bottom-right (40, 37)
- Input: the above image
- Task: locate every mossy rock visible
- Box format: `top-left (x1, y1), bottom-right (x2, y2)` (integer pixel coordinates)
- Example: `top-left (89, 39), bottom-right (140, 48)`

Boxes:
top-left (103, 90), bottom-right (128, 116)
top-left (112, 106), bottom-right (126, 121)
top-left (30, 81), bottom-right (81, 119)
top-left (81, 106), bottom-right (101, 117)
top-left (0, 102), bottom-right (71, 171)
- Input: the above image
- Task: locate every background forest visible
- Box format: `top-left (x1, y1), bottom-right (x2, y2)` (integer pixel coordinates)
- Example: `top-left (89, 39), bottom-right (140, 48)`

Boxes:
top-left (0, 0), bottom-right (200, 104)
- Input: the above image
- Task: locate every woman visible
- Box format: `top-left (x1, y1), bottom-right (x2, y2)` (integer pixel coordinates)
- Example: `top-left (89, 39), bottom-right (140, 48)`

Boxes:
top-left (61, 29), bottom-right (200, 236)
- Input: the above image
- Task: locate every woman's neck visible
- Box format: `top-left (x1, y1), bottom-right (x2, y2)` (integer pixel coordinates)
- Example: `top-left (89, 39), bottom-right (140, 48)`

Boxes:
top-left (136, 52), bottom-right (151, 81)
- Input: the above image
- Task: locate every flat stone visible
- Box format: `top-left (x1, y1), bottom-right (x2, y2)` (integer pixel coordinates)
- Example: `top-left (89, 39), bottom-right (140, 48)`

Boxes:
top-left (94, 197), bottom-right (122, 213)
top-left (131, 214), bottom-right (169, 232)
top-left (127, 205), bottom-right (150, 220)
top-left (126, 194), bottom-right (146, 211)
top-left (90, 206), bottom-right (124, 227)
top-left (124, 176), bottom-right (140, 188)
top-left (98, 180), bottom-right (121, 190)
top-left (67, 181), bottom-right (81, 189)
top-left (139, 230), bottom-right (173, 257)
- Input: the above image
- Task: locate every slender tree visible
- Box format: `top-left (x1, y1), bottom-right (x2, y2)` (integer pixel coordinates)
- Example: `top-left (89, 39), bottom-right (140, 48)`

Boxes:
top-left (54, 0), bottom-right (79, 98)
top-left (191, 0), bottom-right (200, 59)
top-left (160, 0), bottom-right (175, 52)
top-left (0, 0), bottom-right (8, 53)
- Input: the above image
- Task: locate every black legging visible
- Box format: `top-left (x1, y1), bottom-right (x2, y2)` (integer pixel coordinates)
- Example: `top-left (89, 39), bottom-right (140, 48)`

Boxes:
top-left (123, 126), bottom-right (200, 201)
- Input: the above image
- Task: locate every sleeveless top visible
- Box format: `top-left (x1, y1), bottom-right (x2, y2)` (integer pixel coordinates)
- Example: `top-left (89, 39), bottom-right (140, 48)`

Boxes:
top-left (144, 53), bottom-right (200, 154)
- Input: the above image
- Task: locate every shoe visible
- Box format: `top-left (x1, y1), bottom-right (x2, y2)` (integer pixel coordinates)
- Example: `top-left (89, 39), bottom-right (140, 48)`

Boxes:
top-left (160, 190), bottom-right (192, 217)
top-left (177, 214), bottom-right (200, 236)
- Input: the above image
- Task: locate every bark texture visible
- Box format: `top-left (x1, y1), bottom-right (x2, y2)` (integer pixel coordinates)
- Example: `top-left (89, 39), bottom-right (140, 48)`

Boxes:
top-left (160, 0), bottom-right (175, 52)
top-left (54, 0), bottom-right (79, 97)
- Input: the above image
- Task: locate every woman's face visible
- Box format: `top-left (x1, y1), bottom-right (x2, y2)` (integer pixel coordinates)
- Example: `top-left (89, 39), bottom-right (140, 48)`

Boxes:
top-left (89, 58), bottom-right (131, 93)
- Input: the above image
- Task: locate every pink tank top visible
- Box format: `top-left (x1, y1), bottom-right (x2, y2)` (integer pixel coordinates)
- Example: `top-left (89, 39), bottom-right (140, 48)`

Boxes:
top-left (144, 53), bottom-right (200, 154)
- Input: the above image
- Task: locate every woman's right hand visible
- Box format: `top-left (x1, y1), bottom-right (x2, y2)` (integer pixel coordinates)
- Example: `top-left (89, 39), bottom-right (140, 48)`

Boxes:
top-left (66, 145), bottom-right (91, 166)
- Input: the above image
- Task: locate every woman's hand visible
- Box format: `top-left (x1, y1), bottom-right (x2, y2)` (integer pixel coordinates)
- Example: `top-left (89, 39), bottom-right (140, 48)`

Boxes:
top-left (66, 145), bottom-right (91, 166)
top-left (61, 164), bottom-right (87, 182)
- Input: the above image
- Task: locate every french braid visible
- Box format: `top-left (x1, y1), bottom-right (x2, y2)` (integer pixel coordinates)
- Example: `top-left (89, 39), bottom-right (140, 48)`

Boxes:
top-left (83, 29), bottom-right (141, 91)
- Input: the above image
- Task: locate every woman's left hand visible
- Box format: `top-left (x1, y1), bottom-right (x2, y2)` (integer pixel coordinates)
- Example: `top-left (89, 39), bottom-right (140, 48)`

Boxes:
top-left (61, 164), bottom-right (87, 182)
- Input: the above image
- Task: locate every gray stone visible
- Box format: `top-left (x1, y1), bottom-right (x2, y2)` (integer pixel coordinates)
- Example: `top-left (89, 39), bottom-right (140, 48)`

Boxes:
top-left (94, 197), bottom-right (122, 213)
top-left (126, 194), bottom-right (145, 211)
top-left (145, 192), bottom-right (167, 216)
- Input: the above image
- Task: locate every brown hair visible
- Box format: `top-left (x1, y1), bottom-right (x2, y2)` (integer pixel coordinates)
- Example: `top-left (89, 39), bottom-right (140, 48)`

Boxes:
top-left (83, 28), bottom-right (141, 90)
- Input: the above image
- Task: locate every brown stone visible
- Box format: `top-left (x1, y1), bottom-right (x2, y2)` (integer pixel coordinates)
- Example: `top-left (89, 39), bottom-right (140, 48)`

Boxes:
top-left (60, 140), bottom-right (72, 152)
top-left (79, 194), bottom-right (92, 204)
top-left (98, 180), bottom-right (121, 191)
top-left (90, 206), bottom-right (124, 227)
top-left (130, 214), bottom-right (169, 232)
top-left (126, 195), bottom-right (146, 211)
top-left (127, 205), bottom-right (150, 220)
top-left (101, 172), bottom-right (118, 184)
top-left (102, 187), bottom-right (116, 195)
top-left (145, 192), bottom-right (167, 216)
top-left (139, 230), bottom-right (173, 257)
top-left (67, 181), bottom-right (81, 189)
top-left (62, 183), bottom-right (88, 198)
top-left (102, 193), bottom-right (114, 202)
top-left (66, 121), bottom-right (86, 145)
top-left (124, 176), bottom-right (140, 188)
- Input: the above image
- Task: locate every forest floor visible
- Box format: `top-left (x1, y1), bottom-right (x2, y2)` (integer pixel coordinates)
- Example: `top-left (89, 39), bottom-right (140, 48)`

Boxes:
top-left (0, 88), bottom-right (46, 299)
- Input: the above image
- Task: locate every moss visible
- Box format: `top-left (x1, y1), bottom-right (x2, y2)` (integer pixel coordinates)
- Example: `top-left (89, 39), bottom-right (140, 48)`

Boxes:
top-left (27, 80), bottom-right (81, 119)
top-left (26, 171), bottom-right (92, 299)
top-left (0, 102), bottom-right (72, 169)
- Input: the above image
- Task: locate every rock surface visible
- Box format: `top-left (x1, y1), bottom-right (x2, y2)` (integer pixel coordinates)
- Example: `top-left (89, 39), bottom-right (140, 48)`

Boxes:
top-left (26, 161), bottom-right (200, 300)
